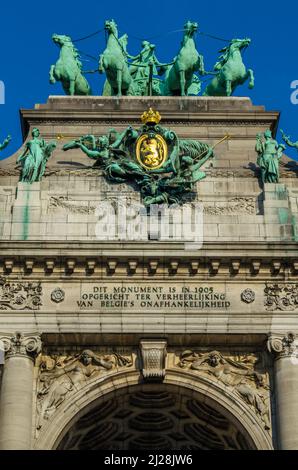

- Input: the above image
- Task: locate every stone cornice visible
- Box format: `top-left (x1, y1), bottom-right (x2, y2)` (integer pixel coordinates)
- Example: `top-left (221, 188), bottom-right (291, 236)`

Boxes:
top-left (0, 241), bottom-right (297, 279)
top-left (21, 112), bottom-right (279, 124)
top-left (18, 95), bottom-right (279, 140)
top-left (0, 240), bottom-right (297, 254)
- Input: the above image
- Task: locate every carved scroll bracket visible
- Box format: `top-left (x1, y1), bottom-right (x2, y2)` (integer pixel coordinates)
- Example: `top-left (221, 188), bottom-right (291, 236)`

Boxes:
top-left (140, 339), bottom-right (167, 382)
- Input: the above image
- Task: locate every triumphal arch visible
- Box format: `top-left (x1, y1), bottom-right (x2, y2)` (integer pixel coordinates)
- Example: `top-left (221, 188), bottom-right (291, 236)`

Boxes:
top-left (1, 20), bottom-right (298, 451)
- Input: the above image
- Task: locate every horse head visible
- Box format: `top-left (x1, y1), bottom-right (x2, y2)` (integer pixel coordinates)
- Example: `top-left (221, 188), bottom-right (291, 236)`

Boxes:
top-left (221, 38), bottom-right (251, 58)
top-left (205, 36), bottom-right (254, 96)
top-left (229, 37), bottom-right (251, 52)
top-left (52, 34), bottom-right (72, 48)
top-left (52, 34), bottom-right (82, 68)
top-left (104, 19), bottom-right (118, 37)
top-left (183, 21), bottom-right (198, 37)
top-left (214, 38), bottom-right (251, 70)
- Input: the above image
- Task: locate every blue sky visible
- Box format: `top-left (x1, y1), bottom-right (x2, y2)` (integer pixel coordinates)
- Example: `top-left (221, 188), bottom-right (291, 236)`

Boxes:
top-left (0, 0), bottom-right (298, 160)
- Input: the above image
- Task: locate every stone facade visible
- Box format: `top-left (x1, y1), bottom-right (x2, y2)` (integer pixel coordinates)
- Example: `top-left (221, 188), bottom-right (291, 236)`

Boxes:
top-left (0, 96), bottom-right (298, 450)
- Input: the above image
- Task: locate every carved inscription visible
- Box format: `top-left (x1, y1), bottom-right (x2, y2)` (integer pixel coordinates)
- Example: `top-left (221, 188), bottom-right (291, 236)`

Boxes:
top-left (77, 285), bottom-right (231, 310)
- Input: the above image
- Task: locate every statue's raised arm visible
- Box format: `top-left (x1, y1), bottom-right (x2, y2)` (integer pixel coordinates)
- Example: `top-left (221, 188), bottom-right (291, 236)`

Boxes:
top-left (281, 129), bottom-right (298, 150)
top-left (0, 135), bottom-right (11, 151)
top-left (63, 135), bottom-right (110, 163)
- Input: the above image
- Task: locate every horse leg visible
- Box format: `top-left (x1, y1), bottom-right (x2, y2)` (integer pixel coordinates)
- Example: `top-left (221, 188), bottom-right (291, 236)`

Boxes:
top-left (225, 80), bottom-right (232, 96)
top-left (179, 70), bottom-right (186, 96)
top-left (197, 54), bottom-right (205, 75)
top-left (247, 69), bottom-right (255, 89)
top-left (117, 69), bottom-right (122, 97)
top-left (98, 54), bottom-right (104, 74)
top-left (49, 65), bottom-right (56, 84)
top-left (69, 79), bottom-right (75, 96)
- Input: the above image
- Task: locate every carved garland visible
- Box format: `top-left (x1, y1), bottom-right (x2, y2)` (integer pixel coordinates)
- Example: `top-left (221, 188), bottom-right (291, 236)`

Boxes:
top-left (48, 195), bottom-right (256, 216)
top-left (264, 284), bottom-right (298, 311)
top-left (0, 277), bottom-right (42, 310)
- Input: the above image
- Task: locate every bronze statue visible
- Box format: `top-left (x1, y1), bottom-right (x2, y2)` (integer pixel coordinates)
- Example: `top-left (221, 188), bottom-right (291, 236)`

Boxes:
top-left (63, 108), bottom-right (218, 206)
top-left (17, 128), bottom-right (56, 183)
top-left (255, 130), bottom-right (285, 184)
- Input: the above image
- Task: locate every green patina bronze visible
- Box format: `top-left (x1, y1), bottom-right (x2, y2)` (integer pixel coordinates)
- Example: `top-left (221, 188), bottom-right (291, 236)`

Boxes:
top-left (50, 34), bottom-right (92, 96)
top-left (281, 130), bottom-right (298, 152)
top-left (161, 21), bottom-right (206, 97)
top-left (203, 38), bottom-right (254, 96)
top-left (51, 20), bottom-right (254, 97)
top-left (63, 109), bottom-right (216, 206)
top-left (0, 135), bottom-right (11, 151)
top-left (281, 130), bottom-right (298, 243)
top-left (255, 130), bottom-right (285, 184)
top-left (17, 128), bottom-right (57, 183)
top-left (99, 20), bottom-right (133, 97)
top-left (98, 19), bottom-right (206, 97)
top-left (129, 41), bottom-right (163, 96)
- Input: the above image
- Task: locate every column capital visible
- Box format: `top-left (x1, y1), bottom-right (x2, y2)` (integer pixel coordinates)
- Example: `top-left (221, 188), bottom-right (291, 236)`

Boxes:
top-left (0, 332), bottom-right (42, 360)
top-left (267, 332), bottom-right (296, 359)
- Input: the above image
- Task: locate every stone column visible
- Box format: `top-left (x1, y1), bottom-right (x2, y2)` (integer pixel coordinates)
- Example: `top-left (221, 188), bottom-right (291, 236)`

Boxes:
top-left (267, 332), bottom-right (298, 450)
top-left (0, 332), bottom-right (41, 450)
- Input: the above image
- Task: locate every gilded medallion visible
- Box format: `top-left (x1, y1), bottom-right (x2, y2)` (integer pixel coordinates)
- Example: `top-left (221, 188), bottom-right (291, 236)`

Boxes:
top-left (136, 133), bottom-right (168, 171)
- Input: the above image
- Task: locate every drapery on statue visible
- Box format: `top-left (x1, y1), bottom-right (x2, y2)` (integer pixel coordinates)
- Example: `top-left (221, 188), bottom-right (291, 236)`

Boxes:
top-left (255, 130), bottom-right (285, 184)
top-left (129, 40), bottom-right (163, 96)
top-left (17, 128), bottom-right (57, 184)
top-left (63, 108), bottom-right (224, 206)
top-left (0, 135), bottom-right (11, 152)
top-left (204, 38), bottom-right (254, 96)
top-left (50, 34), bottom-right (92, 96)
top-left (179, 350), bottom-right (270, 430)
top-left (281, 129), bottom-right (298, 152)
